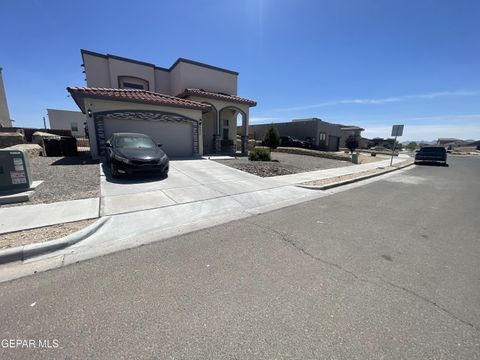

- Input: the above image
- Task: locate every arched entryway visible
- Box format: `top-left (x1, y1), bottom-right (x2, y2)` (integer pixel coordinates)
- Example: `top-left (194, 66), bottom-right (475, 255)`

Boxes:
top-left (218, 106), bottom-right (248, 155)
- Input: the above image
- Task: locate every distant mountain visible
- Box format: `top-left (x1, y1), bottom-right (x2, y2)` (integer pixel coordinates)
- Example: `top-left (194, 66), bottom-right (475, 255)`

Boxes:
top-left (401, 140), bottom-right (436, 145)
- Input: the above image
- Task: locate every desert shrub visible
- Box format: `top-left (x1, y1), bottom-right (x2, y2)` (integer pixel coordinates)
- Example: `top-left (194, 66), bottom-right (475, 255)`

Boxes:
top-left (263, 126), bottom-right (280, 149)
top-left (345, 135), bottom-right (359, 153)
top-left (248, 147), bottom-right (271, 161)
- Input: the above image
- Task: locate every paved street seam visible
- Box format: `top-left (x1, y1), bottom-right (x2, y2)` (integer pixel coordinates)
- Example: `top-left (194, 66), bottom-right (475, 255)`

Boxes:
top-left (296, 161), bottom-right (414, 190)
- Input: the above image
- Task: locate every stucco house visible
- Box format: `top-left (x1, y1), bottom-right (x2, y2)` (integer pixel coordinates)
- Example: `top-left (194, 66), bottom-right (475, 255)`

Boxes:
top-left (68, 50), bottom-right (256, 159)
top-left (246, 118), bottom-right (343, 151)
top-left (47, 109), bottom-right (86, 138)
top-left (337, 125), bottom-right (365, 148)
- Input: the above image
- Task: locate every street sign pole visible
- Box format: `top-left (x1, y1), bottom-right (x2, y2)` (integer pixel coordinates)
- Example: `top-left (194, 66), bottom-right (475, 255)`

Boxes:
top-left (390, 134), bottom-right (398, 166)
top-left (390, 125), bottom-right (404, 166)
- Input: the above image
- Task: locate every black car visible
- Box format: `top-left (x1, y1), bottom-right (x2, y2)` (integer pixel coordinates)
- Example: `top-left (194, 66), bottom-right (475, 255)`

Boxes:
top-left (105, 133), bottom-right (169, 178)
top-left (279, 136), bottom-right (306, 148)
top-left (414, 146), bottom-right (447, 165)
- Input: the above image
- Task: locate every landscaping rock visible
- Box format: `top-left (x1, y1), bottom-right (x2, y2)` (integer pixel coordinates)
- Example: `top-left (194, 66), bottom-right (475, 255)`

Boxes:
top-left (273, 147), bottom-right (352, 161)
top-left (5, 144), bottom-right (43, 157)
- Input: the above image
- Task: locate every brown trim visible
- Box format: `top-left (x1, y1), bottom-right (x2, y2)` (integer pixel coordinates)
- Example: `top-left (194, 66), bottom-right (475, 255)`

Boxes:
top-left (169, 58), bottom-right (238, 75)
top-left (80, 49), bottom-right (239, 76)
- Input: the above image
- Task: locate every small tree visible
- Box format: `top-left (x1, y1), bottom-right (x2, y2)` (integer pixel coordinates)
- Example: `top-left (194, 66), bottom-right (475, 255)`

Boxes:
top-left (263, 126), bottom-right (280, 149)
top-left (406, 142), bottom-right (417, 151)
top-left (345, 135), bottom-right (359, 154)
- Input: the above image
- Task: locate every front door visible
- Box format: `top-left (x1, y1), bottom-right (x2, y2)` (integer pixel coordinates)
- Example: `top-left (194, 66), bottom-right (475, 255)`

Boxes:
top-left (202, 110), bottom-right (216, 154)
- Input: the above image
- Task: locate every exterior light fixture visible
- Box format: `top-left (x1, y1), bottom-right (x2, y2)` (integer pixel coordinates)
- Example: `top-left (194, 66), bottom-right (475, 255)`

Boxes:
top-left (87, 109), bottom-right (92, 118)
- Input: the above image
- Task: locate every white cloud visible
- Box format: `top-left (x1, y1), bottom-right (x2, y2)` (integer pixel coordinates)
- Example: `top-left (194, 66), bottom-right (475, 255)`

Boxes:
top-left (363, 124), bottom-right (480, 141)
top-left (249, 116), bottom-right (282, 123)
top-left (275, 90), bottom-right (480, 112)
top-left (404, 114), bottom-right (480, 122)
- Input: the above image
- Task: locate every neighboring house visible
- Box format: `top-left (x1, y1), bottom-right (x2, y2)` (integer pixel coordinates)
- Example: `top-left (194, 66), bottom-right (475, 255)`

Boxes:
top-left (67, 49), bottom-right (256, 159)
top-left (437, 138), bottom-right (461, 145)
top-left (0, 67), bottom-right (12, 128)
top-left (436, 138), bottom-right (468, 149)
top-left (245, 118), bottom-right (344, 151)
top-left (337, 125), bottom-right (365, 148)
top-left (47, 109), bottom-right (86, 137)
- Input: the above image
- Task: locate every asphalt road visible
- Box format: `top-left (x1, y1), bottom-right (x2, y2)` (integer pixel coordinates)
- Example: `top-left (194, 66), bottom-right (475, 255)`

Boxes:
top-left (1, 156), bottom-right (479, 359)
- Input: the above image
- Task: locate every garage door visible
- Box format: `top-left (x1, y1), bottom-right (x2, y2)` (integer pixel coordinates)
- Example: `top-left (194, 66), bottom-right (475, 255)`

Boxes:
top-left (104, 118), bottom-right (193, 157)
top-left (327, 136), bottom-right (340, 151)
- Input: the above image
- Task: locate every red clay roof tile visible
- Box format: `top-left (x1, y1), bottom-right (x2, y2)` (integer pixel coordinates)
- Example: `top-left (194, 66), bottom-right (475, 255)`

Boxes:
top-left (67, 87), bottom-right (211, 112)
top-left (177, 88), bottom-right (257, 106)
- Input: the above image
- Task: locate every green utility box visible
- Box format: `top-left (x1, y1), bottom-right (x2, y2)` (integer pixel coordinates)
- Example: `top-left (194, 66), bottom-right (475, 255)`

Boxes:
top-left (351, 153), bottom-right (359, 164)
top-left (0, 150), bottom-right (33, 192)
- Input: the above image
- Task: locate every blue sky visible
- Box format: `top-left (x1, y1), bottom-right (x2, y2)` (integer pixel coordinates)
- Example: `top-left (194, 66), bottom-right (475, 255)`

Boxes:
top-left (1, 0), bottom-right (479, 141)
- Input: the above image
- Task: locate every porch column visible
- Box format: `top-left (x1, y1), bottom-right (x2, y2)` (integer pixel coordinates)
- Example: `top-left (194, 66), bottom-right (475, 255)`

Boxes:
top-left (214, 111), bottom-right (222, 153)
top-left (241, 115), bottom-right (249, 155)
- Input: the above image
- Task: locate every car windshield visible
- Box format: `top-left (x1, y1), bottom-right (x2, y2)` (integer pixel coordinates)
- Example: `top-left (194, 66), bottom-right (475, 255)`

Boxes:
top-left (115, 136), bottom-right (155, 149)
top-left (420, 147), bottom-right (445, 153)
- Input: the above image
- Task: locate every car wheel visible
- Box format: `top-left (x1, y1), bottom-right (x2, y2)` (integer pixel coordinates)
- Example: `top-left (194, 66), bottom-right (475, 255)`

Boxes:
top-left (110, 162), bottom-right (120, 178)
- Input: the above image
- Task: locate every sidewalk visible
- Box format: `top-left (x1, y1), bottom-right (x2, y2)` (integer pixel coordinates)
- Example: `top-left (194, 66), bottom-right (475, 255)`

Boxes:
top-left (0, 156), bottom-right (408, 235)
top-left (0, 198), bottom-right (100, 235)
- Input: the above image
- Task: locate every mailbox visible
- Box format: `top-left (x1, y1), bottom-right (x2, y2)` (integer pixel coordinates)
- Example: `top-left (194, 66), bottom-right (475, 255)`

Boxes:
top-left (0, 150), bottom-right (33, 192)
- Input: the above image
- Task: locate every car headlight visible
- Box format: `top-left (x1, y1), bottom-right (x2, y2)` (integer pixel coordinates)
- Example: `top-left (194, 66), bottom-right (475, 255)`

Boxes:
top-left (114, 154), bottom-right (131, 164)
top-left (159, 154), bottom-right (168, 163)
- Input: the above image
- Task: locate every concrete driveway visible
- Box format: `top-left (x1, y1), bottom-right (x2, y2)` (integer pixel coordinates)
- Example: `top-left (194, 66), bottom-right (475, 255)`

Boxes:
top-left (100, 159), bottom-right (287, 216)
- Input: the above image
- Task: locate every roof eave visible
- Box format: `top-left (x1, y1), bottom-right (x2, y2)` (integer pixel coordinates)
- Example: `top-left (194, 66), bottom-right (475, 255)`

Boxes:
top-left (68, 91), bottom-right (209, 112)
top-left (179, 91), bottom-right (257, 107)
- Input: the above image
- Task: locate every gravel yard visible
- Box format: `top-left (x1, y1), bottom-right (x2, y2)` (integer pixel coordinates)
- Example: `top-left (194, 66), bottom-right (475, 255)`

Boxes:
top-left (0, 219), bottom-right (97, 249)
top-left (215, 152), bottom-right (353, 177)
top-left (1, 154), bottom-right (100, 208)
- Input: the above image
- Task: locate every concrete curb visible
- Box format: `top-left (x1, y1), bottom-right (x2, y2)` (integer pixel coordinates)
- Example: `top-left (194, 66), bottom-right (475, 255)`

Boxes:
top-left (296, 161), bottom-right (414, 191)
top-left (0, 217), bottom-right (110, 265)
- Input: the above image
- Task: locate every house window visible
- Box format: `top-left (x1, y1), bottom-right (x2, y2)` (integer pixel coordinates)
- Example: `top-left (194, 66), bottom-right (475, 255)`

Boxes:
top-left (71, 122), bottom-right (78, 132)
top-left (319, 132), bottom-right (327, 142)
top-left (222, 119), bottom-right (229, 140)
top-left (122, 82), bottom-right (144, 90)
top-left (118, 76), bottom-right (149, 90)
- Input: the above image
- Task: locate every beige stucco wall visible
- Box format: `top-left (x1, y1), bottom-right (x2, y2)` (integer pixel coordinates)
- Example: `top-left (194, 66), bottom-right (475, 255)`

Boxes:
top-left (83, 53), bottom-right (111, 88)
top-left (82, 98), bottom-right (203, 158)
top-left (0, 67), bottom-right (12, 127)
top-left (154, 68), bottom-right (170, 94)
top-left (83, 53), bottom-right (239, 99)
top-left (169, 62), bottom-right (237, 97)
top-left (108, 58), bottom-right (155, 90)
top-left (47, 108), bottom-right (86, 137)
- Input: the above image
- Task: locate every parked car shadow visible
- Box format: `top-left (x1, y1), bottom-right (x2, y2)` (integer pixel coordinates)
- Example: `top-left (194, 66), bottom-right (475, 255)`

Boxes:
top-left (101, 162), bottom-right (168, 184)
top-left (414, 161), bottom-right (449, 167)
top-left (50, 155), bottom-right (99, 166)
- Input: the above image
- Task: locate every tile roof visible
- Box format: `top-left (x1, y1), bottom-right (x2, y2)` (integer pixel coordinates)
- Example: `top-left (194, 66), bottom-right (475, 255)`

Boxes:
top-left (177, 88), bottom-right (257, 106)
top-left (67, 87), bottom-right (211, 112)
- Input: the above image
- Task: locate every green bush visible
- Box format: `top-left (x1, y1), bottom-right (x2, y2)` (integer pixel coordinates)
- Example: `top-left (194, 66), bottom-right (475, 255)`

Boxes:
top-left (248, 147), bottom-right (271, 161)
top-left (263, 126), bottom-right (280, 149)
top-left (345, 135), bottom-right (359, 153)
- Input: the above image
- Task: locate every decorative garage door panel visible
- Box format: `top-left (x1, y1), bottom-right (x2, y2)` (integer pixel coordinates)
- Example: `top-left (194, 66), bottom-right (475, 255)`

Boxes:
top-left (104, 118), bottom-right (193, 158)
